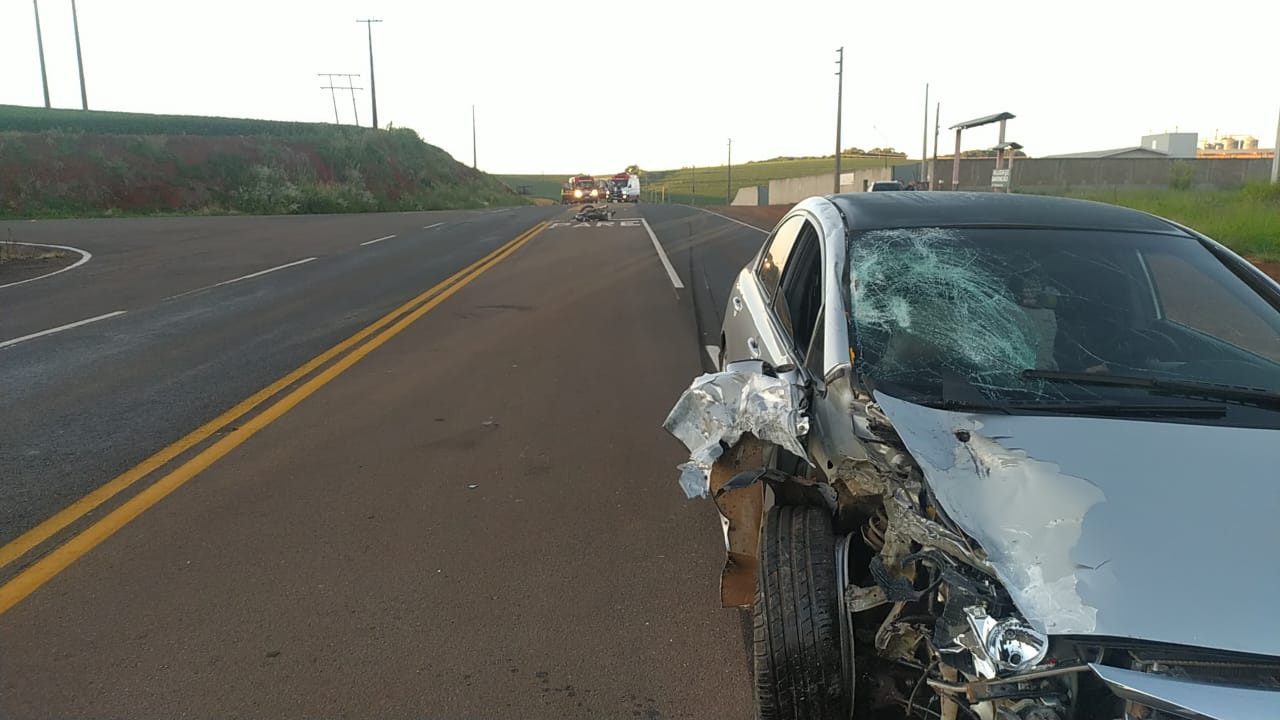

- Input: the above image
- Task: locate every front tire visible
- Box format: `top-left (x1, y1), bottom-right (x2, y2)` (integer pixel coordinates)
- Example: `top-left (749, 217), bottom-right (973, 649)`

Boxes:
top-left (755, 505), bottom-right (848, 720)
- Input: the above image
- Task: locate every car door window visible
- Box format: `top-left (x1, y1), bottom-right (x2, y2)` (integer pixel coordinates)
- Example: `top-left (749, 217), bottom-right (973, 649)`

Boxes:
top-left (772, 222), bottom-right (823, 360)
top-left (756, 216), bottom-right (808, 302)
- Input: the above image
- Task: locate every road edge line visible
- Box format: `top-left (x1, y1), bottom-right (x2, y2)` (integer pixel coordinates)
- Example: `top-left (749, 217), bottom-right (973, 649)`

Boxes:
top-left (0, 311), bottom-right (127, 350)
top-left (0, 242), bottom-right (94, 290)
top-left (0, 224), bottom-right (543, 574)
top-left (688, 206), bottom-right (770, 234)
top-left (638, 217), bottom-right (685, 289)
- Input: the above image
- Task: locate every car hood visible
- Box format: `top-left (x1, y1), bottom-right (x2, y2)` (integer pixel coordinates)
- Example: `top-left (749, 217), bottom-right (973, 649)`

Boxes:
top-left (874, 392), bottom-right (1280, 657)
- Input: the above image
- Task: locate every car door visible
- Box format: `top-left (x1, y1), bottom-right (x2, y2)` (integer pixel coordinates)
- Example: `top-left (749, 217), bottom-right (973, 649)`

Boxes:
top-left (725, 213), bottom-right (822, 369)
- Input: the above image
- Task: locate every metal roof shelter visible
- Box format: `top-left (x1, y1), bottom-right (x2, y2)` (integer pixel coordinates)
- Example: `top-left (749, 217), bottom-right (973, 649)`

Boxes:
top-left (948, 111), bottom-right (1016, 190)
top-left (1042, 147), bottom-right (1168, 159)
top-left (949, 112), bottom-right (1016, 131)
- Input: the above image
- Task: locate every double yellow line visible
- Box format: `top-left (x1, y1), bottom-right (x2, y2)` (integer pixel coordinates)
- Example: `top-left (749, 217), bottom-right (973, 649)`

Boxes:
top-left (0, 221), bottom-right (547, 616)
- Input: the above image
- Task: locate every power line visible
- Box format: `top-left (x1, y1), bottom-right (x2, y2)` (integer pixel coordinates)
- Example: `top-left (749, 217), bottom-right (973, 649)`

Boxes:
top-left (357, 18), bottom-right (382, 129)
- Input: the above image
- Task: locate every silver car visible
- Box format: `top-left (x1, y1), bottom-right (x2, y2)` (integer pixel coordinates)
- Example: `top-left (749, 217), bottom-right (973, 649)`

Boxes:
top-left (665, 192), bottom-right (1280, 720)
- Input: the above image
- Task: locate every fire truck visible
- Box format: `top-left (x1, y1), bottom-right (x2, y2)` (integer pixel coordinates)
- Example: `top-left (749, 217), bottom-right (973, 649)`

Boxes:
top-left (561, 174), bottom-right (601, 204)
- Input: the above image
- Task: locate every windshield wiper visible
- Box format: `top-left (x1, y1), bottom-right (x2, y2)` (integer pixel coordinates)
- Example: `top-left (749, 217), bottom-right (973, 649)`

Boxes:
top-left (926, 399), bottom-right (1011, 414)
top-left (1005, 401), bottom-right (1227, 418)
top-left (1022, 369), bottom-right (1280, 409)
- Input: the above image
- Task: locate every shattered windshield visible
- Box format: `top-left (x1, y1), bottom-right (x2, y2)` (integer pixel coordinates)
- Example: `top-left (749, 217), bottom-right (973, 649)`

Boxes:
top-left (846, 227), bottom-right (1280, 419)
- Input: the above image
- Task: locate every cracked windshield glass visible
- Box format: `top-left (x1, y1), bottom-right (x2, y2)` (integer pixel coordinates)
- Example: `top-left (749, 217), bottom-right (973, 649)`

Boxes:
top-left (848, 227), bottom-right (1280, 413)
top-left (2, 0), bottom-right (1279, 718)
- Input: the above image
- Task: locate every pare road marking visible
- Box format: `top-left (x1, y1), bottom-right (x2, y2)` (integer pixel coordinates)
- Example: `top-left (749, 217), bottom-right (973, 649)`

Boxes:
top-left (546, 220), bottom-right (643, 229)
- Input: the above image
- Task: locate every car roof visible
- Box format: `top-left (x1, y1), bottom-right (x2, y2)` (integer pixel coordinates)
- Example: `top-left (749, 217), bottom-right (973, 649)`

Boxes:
top-left (826, 191), bottom-right (1189, 235)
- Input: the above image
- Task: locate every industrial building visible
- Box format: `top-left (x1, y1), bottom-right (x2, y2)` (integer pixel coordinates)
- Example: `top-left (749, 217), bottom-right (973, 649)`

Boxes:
top-left (1045, 130), bottom-right (1273, 160)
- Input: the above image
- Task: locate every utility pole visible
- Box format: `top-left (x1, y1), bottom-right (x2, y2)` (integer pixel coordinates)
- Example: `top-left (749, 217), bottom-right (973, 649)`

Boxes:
top-left (319, 74), bottom-right (342, 124)
top-left (834, 47), bottom-right (844, 193)
top-left (930, 102), bottom-right (940, 190)
top-left (1272, 106), bottom-right (1280, 184)
top-left (32, 0), bottom-right (50, 108)
top-left (691, 165), bottom-right (696, 203)
top-left (71, 0), bottom-right (88, 109)
top-left (920, 83), bottom-right (929, 186)
top-left (350, 76), bottom-right (360, 126)
top-left (727, 138), bottom-right (733, 204)
top-left (472, 105), bottom-right (477, 169)
top-left (318, 73), bottom-right (362, 124)
top-left (357, 18), bottom-right (382, 129)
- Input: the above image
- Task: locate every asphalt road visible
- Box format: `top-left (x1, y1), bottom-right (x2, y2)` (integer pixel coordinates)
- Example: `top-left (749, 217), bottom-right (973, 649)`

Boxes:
top-left (0, 202), bottom-right (769, 718)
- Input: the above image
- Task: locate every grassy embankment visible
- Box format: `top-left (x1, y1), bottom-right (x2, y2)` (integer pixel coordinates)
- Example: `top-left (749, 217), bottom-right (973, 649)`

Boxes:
top-left (0, 104), bottom-right (526, 218)
top-left (1054, 184), bottom-right (1280, 261)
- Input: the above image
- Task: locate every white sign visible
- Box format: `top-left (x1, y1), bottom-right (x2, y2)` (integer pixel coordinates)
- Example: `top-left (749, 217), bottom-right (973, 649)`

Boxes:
top-left (991, 169), bottom-right (1011, 187)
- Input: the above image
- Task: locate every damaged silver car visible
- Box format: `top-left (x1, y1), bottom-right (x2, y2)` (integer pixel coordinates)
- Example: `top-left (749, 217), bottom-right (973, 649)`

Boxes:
top-left (664, 192), bottom-right (1280, 720)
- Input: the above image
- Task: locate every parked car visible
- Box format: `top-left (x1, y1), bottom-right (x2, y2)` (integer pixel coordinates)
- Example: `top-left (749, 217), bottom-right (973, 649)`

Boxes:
top-left (867, 180), bottom-right (903, 191)
top-left (665, 192), bottom-right (1280, 720)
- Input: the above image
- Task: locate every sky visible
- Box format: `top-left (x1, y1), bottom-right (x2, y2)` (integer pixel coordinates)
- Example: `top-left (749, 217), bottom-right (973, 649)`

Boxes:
top-left (2, 0), bottom-right (1278, 175)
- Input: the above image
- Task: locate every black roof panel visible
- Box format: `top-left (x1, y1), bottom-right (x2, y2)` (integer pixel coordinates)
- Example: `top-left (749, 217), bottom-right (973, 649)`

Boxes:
top-left (827, 192), bottom-right (1187, 234)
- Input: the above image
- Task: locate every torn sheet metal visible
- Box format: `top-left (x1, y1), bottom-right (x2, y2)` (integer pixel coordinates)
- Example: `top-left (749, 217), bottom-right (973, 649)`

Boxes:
top-left (663, 371), bottom-right (809, 499)
top-left (876, 390), bottom-right (1280, 656)
top-left (874, 392), bottom-right (1103, 636)
top-left (709, 436), bottom-right (767, 608)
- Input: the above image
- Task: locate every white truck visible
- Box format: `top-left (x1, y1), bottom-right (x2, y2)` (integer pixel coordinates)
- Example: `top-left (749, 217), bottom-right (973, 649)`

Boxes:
top-left (609, 172), bottom-right (641, 203)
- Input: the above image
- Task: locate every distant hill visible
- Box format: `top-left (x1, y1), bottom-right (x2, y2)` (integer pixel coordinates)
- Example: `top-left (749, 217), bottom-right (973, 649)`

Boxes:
top-left (0, 105), bottom-right (526, 217)
top-left (498, 155), bottom-right (916, 205)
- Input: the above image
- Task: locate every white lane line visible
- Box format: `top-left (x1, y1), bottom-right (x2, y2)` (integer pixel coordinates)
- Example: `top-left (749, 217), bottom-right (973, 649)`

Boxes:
top-left (213, 257), bottom-right (317, 287)
top-left (423, 222), bottom-right (444, 230)
top-left (0, 242), bottom-right (93, 290)
top-left (690, 207), bottom-right (770, 234)
top-left (361, 234), bottom-right (397, 246)
top-left (705, 345), bottom-right (720, 367)
top-left (638, 217), bottom-right (684, 289)
top-left (0, 311), bottom-right (127, 350)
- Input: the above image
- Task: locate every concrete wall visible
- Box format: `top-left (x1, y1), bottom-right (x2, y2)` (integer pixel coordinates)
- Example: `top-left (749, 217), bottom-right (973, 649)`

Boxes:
top-left (768, 174), bottom-right (835, 204)
top-left (929, 157), bottom-right (1270, 192)
top-left (729, 157), bottom-right (1266, 205)
top-left (766, 167), bottom-right (895, 204)
top-left (731, 186), bottom-right (760, 206)
top-left (838, 167), bottom-right (895, 193)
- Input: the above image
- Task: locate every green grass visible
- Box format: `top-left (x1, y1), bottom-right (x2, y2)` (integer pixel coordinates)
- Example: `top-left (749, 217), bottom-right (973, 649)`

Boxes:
top-left (0, 106), bottom-right (527, 217)
top-left (498, 155), bottom-right (916, 205)
top-left (1049, 184), bottom-right (1280, 261)
top-left (0, 104), bottom-right (355, 137)
top-left (498, 175), bottom-right (573, 202)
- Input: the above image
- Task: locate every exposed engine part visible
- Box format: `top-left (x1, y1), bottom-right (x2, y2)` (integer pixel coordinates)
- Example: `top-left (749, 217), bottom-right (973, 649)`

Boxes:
top-left (927, 662), bottom-right (1090, 702)
top-left (875, 602), bottom-right (931, 660)
top-left (995, 699), bottom-right (1065, 720)
top-left (862, 504), bottom-right (888, 550)
top-left (845, 583), bottom-right (889, 613)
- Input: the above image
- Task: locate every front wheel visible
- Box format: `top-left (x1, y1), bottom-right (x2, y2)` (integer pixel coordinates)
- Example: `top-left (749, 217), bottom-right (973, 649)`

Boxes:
top-left (755, 505), bottom-right (849, 720)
